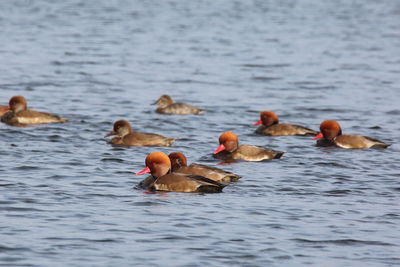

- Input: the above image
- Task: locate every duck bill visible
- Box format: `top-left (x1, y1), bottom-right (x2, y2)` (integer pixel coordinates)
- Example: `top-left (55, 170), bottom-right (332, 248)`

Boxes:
top-left (252, 120), bottom-right (262, 126)
top-left (213, 144), bottom-right (226, 154)
top-left (312, 132), bottom-right (324, 140)
top-left (0, 106), bottom-right (10, 112)
top-left (104, 130), bottom-right (116, 137)
top-left (135, 166), bottom-right (151, 176)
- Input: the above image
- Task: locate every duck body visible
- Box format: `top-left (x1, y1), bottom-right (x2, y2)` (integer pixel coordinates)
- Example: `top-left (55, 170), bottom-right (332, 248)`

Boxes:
top-left (1, 96), bottom-right (68, 127)
top-left (314, 120), bottom-right (390, 149)
top-left (154, 95), bottom-right (203, 115)
top-left (111, 132), bottom-right (175, 146)
top-left (149, 173), bottom-right (225, 193)
top-left (256, 123), bottom-right (317, 136)
top-left (176, 164), bottom-right (241, 183)
top-left (317, 134), bottom-right (390, 149)
top-left (106, 120), bottom-right (175, 147)
top-left (214, 144), bottom-right (284, 161)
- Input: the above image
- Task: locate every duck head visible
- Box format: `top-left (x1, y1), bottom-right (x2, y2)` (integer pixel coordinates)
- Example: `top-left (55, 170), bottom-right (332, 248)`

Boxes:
top-left (313, 120), bottom-right (342, 141)
top-left (136, 152), bottom-right (171, 178)
top-left (105, 120), bottom-right (133, 138)
top-left (252, 110), bottom-right (279, 126)
top-left (214, 131), bottom-right (239, 154)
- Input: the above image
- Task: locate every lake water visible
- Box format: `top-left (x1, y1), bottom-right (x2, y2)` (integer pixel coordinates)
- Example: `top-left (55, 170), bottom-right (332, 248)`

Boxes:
top-left (0, 0), bottom-right (399, 266)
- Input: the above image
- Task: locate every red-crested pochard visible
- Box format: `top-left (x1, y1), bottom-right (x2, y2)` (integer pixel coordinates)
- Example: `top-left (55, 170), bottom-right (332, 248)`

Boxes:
top-left (136, 152), bottom-right (226, 193)
top-left (105, 120), bottom-right (175, 147)
top-left (1, 96), bottom-right (68, 127)
top-left (253, 111), bottom-right (317, 136)
top-left (153, 95), bottom-right (204, 115)
top-left (213, 131), bottom-right (285, 161)
top-left (313, 120), bottom-right (390, 149)
top-left (168, 152), bottom-right (241, 183)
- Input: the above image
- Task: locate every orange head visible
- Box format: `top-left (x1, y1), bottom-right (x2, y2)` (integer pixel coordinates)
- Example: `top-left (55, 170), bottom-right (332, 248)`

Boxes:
top-left (214, 131), bottom-right (239, 154)
top-left (9, 96), bottom-right (28, 113)
top-left (168, 152), bottom-right (188, 171)
top-left (252, 111), bottom-right (279, 126)
top-left (105, 120), bottom-right (133, 137)
top-left (313, 120), bottom-right (342, 140)
top-left (136, 152), bottom-right (171, 178)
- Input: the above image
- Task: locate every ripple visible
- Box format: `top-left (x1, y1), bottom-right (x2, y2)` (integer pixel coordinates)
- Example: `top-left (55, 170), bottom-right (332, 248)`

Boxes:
top-left (292, 238), bottom-right (394, 246)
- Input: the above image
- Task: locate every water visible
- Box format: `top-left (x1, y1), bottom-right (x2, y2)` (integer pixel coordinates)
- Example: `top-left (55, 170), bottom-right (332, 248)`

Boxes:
top-left (0, 0), bottom-right (399, 266)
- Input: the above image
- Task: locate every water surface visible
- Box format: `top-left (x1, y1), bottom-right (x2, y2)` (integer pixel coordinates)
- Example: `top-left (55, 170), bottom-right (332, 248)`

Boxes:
top-left (0, 1), bottom-right (399, 266)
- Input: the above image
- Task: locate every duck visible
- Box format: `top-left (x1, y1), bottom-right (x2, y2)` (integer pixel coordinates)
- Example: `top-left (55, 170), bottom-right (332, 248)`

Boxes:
top-left (213, 131), bottom-right (285, 161)
top-left (1, 96), bottom-right (68, 127)
top-left (153, 94), bottom-right (204, 115)
top-left (168, 152), bottom-right (241, 183)
top-left (135, 152), bottom-right (226, 193)
top-left (253, 111), bottom-right (317, 136)
top-left (313, 120), bottom-right (390, 149)
top-left (105, 120), bottom-right (176, 147)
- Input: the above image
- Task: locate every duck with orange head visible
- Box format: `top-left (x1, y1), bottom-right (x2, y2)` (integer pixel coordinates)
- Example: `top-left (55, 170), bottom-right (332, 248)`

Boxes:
top-left (313, 120), bottom-right (390, 149)
top-left (253, 111), bottom-right (317, 136)
top-left (136, 152), bottom-right (226, 193)
top-left (213, 131), bottom-right (285, 161)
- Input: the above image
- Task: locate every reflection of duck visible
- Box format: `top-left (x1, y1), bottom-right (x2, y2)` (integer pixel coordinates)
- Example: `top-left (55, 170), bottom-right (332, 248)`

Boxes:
top-left (105, 120), bottom-right (175, 146)
top-left (313, 120), bottom-right (390, 149)
top-left (1, 96), bottom-right (68, 127)
top-left (213, 131), bottom-right (285, 161)
top-left (153, 95), bottom-right (203, 115)
top-left (168, 152), bottom-right (241, 183)
top-left (136, 152), bottom-right (226, 193)
top-left (253, 111), bottom-right (317, 136)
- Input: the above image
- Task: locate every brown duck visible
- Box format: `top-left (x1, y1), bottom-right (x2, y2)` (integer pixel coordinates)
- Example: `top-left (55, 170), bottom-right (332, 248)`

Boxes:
top-left (313, 120), bottom-right (390, 149)
top-left (153, 95), bottom-right (204, 115)
top-left (168, 152), bottom-right (241, 183)
top-left (105, 120), bottom-right (175, 147)
top-left (1, 96), bottom-right (68, 127)
top-left (253, 111), bottom-right (317, 136)
top-left (136, 152), bottom-right (226, 193)
top-left (213, 131), bottom-right (285, 161)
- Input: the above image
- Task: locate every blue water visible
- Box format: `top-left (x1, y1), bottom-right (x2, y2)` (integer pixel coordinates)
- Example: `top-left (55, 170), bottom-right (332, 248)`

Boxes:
top-left (0, 1), bottom-right (399, 266)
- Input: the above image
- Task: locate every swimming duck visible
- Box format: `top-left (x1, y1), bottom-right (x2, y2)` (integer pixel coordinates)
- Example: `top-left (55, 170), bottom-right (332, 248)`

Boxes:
top-left (105, 120), bottom-right (176, 147)
top-left (136, 152), bottom-right (226, 193)
top-left (153, 95), bottom-right (204, 115)
top-left (1, 96), bottom-right (68, 127)
top-left (213, 131), bottom-right (285, 161)
top-left (168, 152), bottom-right (241, 183)
top-left (253, 111), bottom-right (317, 136)
top-left (313, 120), bottom-right (390, 149)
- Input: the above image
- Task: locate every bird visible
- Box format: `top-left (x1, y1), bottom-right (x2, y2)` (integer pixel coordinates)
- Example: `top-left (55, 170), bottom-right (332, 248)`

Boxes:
top-left (105, 120), bottom-right (175, 146)
top-left (252, 110), bottom-right (317, 136)
top-left (153, 94), bottom-right (204, 115)
top-left (213, 131), bottom-right (285, 161)
top-left (1, 95), bottom-right (68, 127)
top-left (168, 152), bottom-right (241, 183)
top-left (135, 152), bottom-right (226, 193)
top-left (313, 120), bottom-right (390, 149)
